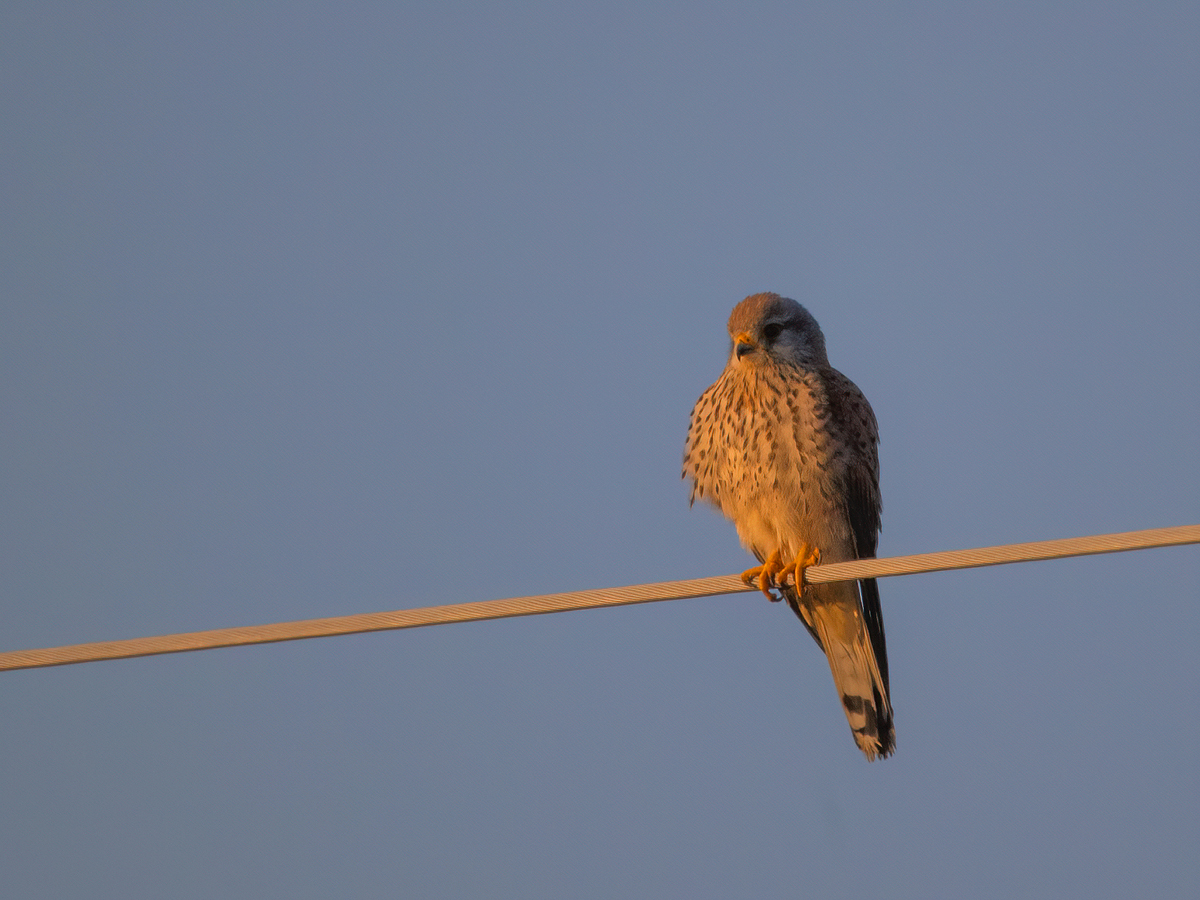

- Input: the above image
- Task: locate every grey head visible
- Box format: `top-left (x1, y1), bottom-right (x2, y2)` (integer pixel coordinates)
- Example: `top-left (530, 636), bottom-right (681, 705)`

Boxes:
top-left (726, 293), bottom-right (829, 368)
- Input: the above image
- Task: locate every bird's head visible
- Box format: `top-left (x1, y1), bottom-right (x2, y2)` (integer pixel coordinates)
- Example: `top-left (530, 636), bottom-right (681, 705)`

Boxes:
top-left (727, 293), bottom-right (828, 368)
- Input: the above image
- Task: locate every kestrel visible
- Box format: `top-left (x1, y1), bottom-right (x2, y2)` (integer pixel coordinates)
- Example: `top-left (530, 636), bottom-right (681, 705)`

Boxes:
top-left (683, 293), bottom-right (895, 760)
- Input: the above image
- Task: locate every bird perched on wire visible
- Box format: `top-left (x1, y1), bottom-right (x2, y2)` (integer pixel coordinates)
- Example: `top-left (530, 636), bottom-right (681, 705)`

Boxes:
top-left (683, 292), bottom-right (895, 760)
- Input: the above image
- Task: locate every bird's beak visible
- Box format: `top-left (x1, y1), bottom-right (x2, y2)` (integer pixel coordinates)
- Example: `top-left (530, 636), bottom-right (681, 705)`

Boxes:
top-left (734, 331), bottom-right (757, 359)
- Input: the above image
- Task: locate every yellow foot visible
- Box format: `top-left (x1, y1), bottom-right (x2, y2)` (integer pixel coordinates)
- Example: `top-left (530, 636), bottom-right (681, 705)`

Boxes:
top-left (778, 543), bottom-right (821, 597)
top-left (741, 549), bottom-right (785, 602)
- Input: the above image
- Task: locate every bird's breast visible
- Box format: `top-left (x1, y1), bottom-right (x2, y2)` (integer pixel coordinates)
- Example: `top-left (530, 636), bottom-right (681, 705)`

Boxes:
top-left (685, 367), bottom-right (849, 550)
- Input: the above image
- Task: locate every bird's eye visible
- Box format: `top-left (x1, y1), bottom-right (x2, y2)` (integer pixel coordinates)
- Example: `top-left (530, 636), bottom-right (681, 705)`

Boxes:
top-left (763, 323), bottom-right (784, 341)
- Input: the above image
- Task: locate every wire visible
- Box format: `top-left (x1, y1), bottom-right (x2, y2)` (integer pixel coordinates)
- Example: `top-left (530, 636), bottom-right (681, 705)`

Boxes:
top-left (1, 524), bottom-right (1196, 672)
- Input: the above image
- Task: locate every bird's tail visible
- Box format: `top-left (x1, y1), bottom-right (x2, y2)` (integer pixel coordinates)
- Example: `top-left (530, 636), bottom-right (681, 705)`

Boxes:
top-left (784, 582), bottom-right (895, 761)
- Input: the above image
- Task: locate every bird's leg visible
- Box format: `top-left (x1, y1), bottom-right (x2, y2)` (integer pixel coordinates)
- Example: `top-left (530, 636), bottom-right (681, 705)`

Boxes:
top-left (779, 543), bottom-right (821, 597)
top-left (740, 548), bottom-right (786, 602)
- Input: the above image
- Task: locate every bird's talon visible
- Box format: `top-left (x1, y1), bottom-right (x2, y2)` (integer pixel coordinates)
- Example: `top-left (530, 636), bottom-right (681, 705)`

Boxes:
top-left (758, 567), bottom-right (773, 595)
top-left (780, 543), bottom-right (821, 595)
top-left (741, 548), bottom-right (785, 601)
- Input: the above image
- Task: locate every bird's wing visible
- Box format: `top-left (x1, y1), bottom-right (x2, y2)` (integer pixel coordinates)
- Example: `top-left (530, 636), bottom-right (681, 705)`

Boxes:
top-left (826, 368), bottom-right (891, 700)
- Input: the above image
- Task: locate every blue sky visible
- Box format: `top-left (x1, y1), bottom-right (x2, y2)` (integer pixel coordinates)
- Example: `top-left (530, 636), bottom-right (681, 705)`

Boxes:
top-left (2, 4), bottom-right (1198, 898)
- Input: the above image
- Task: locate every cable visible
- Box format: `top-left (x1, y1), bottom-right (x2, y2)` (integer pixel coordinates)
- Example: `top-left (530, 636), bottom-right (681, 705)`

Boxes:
top-left (1, 524), bottom-right (1196, 672)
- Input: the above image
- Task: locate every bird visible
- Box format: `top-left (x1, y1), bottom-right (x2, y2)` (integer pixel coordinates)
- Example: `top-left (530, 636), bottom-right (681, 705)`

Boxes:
top-left (683, 292), bottom-right (894, 760)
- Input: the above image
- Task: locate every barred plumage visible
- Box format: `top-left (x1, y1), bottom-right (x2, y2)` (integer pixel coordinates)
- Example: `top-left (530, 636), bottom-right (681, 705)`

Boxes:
top-left (683, 293), bottom-right (895, 760)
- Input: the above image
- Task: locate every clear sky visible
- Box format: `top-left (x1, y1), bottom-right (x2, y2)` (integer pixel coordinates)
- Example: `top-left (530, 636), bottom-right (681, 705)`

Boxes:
top-left (2, 4), bottom-right (1198, 898)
